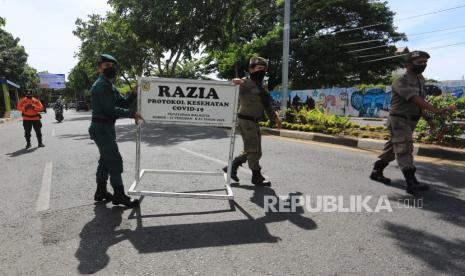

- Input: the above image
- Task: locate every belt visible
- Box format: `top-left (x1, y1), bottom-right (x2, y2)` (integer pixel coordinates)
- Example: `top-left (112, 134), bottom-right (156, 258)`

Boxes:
top-left (92, 117), bottom-right (116, 125)
top-left (390, 114), bottom-right (421, 121)
top-left (237, 114), bottom-right (258, 122)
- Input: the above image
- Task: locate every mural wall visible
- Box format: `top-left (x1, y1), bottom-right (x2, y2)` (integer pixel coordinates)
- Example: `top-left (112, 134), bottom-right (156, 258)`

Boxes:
top-left (270, 87), bottom-right (392, 118)
top-left (269, 80), bottom-right (464, 118)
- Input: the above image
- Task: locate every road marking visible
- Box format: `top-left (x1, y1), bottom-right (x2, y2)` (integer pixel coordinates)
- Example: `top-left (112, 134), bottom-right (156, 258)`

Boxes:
top-left (36, 162), bottom-right (52, 212)
top-left (51, 129), bottom-right (55, 137)
top-left (179, 147), bottom-right (252, 175)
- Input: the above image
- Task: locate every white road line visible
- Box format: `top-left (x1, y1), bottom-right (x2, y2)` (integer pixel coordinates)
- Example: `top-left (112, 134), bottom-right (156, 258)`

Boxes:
top-left (36, 162), bottom-right (52, 212)
top-left (51, 129), bottom-right (55, 137)
top-left (179, 147), bottom-right (252, 175)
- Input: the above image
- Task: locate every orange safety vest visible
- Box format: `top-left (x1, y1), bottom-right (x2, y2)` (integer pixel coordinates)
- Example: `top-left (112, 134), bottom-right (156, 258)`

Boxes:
top-left (17, 97), bottom-right (44, 120)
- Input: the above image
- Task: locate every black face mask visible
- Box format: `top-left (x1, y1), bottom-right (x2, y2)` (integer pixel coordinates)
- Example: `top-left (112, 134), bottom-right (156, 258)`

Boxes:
top-left (103, 67), bottom-right (117, 79)
top-left (250, 70), bottom-right (266, 83)
top-left (412, 64), bottom-right (427, 75)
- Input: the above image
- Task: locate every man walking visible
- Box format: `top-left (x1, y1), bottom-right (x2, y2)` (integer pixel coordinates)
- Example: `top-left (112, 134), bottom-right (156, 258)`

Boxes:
top-left (370, 51), bottom-right (455, 194)
top-left (89, 53), bottom-right (143, 207)
top-left (17, 90), bottom-right (45, 148)
top-left (223, 57), bottom-right (282, 186)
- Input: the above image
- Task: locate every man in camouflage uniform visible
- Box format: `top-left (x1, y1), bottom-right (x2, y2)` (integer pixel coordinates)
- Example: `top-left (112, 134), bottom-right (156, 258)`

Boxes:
top-left (223, 57), bottom-right (282, 186)
top-left (370, 51), bottom-right (455, 194)
top-left (89, 54), bottom-right (143, 207)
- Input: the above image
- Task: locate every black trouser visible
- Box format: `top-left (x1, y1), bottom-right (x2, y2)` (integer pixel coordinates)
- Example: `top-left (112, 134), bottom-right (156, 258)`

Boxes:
top-left (23, 120), bottom-right (42, 142)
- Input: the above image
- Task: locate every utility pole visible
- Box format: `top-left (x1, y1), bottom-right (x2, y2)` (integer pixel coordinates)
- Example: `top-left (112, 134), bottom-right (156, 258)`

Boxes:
top-left (281, 0), bottom-right (291, 112)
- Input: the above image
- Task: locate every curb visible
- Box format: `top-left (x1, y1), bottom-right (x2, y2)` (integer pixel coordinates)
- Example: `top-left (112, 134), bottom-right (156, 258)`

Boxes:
top-left (261, 127), bottom-right (465, 161)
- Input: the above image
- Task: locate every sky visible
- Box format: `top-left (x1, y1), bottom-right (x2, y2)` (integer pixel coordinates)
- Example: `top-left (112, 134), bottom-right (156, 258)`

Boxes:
top-left (1, 0), bottom-right (465, 82)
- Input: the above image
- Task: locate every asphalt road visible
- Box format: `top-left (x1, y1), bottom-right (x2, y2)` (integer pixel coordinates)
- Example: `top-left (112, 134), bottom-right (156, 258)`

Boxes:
top-left (1, 109), bottom-right (464, 275)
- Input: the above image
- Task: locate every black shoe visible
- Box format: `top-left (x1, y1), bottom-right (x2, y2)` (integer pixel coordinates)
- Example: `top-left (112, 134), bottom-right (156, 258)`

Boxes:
top-left (370, 160), bottom-right (391, 184)
top-left (402, 168), bottom-right (429, 194)
top-left (38, 143), bottom-right (45, 147)
top-left (222, 155), bottom-right (247, 183)
top-left (370, 171), bottom-right (391, 184)
top-left (251, 169), bottom-right (271, 186)
top-left (223, 166), bottom-right (239, 182)
top-left (25, 142), bottom-right (31, 149)
top-left (94, 181), bottom-right (113, 201)
top-left (112, 185), bottom-right (139, 207)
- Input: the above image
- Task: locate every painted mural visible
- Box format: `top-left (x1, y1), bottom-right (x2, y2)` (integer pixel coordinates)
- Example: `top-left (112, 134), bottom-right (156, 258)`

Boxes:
top-left (270, 87), bottom-right (392, 118)
top-left (269, 80), bottom-right (464, 118)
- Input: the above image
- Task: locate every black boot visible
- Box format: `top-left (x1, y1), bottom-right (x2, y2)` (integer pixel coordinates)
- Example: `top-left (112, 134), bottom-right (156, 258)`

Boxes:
top-left (370, 160), bottom-right (391, 184)
top-left (37, 136), bottom-right (45, 147)
top-left (402, 168), bottom-right (429, 194)
top-left (222, 155), bottom-right (247, 182)
top-left (251, 169), bottom-right (271, 186)
top-left (112, 185), bottom-right (140, 207)
top-left (94, 181), bottom-right (113, 201)
top-left (25, 135), bottom-right (31, 149)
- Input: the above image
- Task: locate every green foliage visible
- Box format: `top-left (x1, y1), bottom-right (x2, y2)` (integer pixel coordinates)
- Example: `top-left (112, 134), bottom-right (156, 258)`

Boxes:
top-left (206, 0), bottom-right (405, 89)
top-left (415, 96), bottom-right (465, 143)
top-left (0, 17), bottom-right (38, 91)
top-left (354, 84), bottom-right (387, 92)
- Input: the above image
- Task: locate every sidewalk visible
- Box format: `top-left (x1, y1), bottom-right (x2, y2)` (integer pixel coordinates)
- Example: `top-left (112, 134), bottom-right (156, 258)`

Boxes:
top-left (261, 127), bottom-right (465, 161)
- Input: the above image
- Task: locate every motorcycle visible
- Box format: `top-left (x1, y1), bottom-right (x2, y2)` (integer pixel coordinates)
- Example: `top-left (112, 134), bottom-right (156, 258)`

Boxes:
top-left (54, 104), bottom-right (64, 123)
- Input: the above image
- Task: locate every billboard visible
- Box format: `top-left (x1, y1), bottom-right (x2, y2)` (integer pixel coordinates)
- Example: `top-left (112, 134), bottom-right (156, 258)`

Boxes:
top-left (37, 73), bottom-right (65, 89)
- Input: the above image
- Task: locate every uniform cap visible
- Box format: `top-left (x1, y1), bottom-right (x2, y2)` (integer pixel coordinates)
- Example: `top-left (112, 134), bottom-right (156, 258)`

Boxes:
top-left (249, 56), bottom-right (268, 68)
top-left (98, 54), bottom-right (119, 66)
top-left (406, 51), bottom-right (430, 63)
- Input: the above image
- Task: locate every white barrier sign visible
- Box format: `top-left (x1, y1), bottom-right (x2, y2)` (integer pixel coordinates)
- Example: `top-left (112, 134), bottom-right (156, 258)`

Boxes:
top-left (139, 78), bottom-right (238, 127)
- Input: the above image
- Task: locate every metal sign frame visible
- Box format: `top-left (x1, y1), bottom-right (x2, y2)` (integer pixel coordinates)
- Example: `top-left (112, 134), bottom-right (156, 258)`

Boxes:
top-left (128, 77), bottom-right (239, 201)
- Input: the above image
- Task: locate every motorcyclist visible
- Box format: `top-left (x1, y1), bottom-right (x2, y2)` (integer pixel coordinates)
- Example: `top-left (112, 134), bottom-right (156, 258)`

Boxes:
top-left (54, 98), bottom-right (65, 123)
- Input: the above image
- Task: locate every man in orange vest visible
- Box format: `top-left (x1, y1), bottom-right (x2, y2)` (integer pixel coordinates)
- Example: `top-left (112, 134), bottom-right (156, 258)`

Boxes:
top-left (17, 90), bottom-right (45, 149)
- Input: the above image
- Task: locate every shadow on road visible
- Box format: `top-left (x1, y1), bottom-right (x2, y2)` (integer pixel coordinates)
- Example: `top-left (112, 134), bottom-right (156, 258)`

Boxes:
top-left (5, 147), bottom-right (38, 157)
top-left (115, 123), bottom-right (229, 147)
top-left (232, 184), bottom-right (318, 230)
top-left (384, 222), bottom-right (465, 274)
top-left (75, 203), bottom-right (127, 275)
top-left (387, 161), bottom-right (465, 228)
top-left (75, 185), bottom-right (317, 274)
top-left (55, 123), bottom-right (229, 146)
top-left (65, 116), bottom-right (92, 122)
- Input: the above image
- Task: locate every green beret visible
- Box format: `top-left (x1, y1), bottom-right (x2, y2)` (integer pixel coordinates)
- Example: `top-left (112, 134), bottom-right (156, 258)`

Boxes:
top-left (98, 54), bottom-right (119, 66)
top-left (406, 51), bottom-right (430, 63)
top-left (249, 56), bottom-right (268, 67)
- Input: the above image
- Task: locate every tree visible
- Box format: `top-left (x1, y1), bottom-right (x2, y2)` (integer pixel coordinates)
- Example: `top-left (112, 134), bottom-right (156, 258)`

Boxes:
top-left (73, 13), bottom-right (153, 87)
top-left (107, 0), bottom-right (236, 77)
top-left (205, 0), bottom-right (405, 89)
top-left (0, 17), bottom-right (39, 91)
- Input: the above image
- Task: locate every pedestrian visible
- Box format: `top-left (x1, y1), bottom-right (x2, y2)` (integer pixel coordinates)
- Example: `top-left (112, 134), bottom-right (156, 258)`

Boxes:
top-left (89, 53), bottom-right (143, 207)
top-left (370, 50), bottom-right (455, 194)
top-left (223, 57), bottom-right (282, 186)
top-left (17, 90), bottom-right (45, 148)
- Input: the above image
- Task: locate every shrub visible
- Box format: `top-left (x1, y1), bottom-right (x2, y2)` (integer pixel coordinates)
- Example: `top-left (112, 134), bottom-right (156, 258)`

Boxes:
top-left (415, 96), bottom-right (465, 143)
